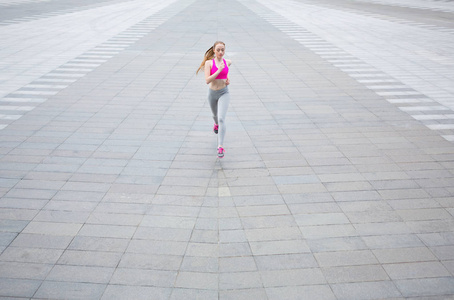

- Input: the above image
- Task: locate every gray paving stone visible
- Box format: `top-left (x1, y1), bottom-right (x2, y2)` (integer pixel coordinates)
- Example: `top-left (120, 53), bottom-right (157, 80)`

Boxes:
top-left (44, 200), bottom-right (98, 212)
top-left (110, 268), bottom-right (177, 287)
top-left (331, 281), bottom-right (402, 300)
top-left (266, 285), bottom-right (336, 300)
top-left (288, 202), bottom-right (341, 214)
top-left (218, 218), bottom-right (242, 230)
top-left (295, 213), bottom-right (350, 226)
top-left (315, 250), bottom-right (378, 267)
top-left (194, 218), bottom-right (218, 231)
top-left (34, 281), bottom-right (106, 299)
top-left (408, 220), bottom-right (454, 234)
top-left (307, 236), bottom-right (368, 252)
top-left (338, 200), bottom-right (392, 212)
top-left (102, 285), bottom-right (172, 300)
top-left (250, 239), bottom-right (310, 255)
top-left (219, 243), bottom-right (253, 258)
top-left (384, 261), bottom-right (451, 280)
top-left (4, 188), bottom-right (57, 200)
top-left (33, 210), bottom-right (90, 223)
top-left (395, 277), bottom-right (454, 298)
top-left (134, 227), bottom-right (192, 242)
top-left (0, 247), bottom-right (63, 264)
top-left (261, 268), bottom-right (327, 287)
top-left (354, 222), bottom-right (412, 236)
top-left (219, 229), bottom-right (247, 243)
top-left (236, 204), bottom-right (289, 217)
top-left (46, 265), bottom-right (114, 284)
top-left (233, 195), bottom-right (284, 206)
top-left (170, 288), bottom-right (217, 300)
top-left (219, 256), bottom-right (257, 272)
top-left (219, 272), bottom-right (262, 290)
top-left (52, 190), bottom-right (105, 202)
top-left (0, 262), bottom-right (52, 280)
top-left (22, 221), bottom-right (82, 236)
top-left (189, 229), bottom-right (218, 244)
top-left (373, 247), bottom-right (438, 264)
top-left (362, 234), bottom-right (425, 249)
top-left (255, 253), bottom-right (318, 270)
top-left (443, 261), bottom-right (454, 276)
top-left (78, 224), bottom-right (136, 239)
top-left (0, 232), bottom-right (17, 247)
top-left (147, 205), bottom-right (200, 217)
top-left (118, 253), bottom-right (182, 271)
top-left (180, 256), bottom-right (218, 273)
top-left (1, 0), bottom-right (454, 298)
top-left (57, 250), bottom-right (122, 267)
top-left (431, 245), bottom-right (454, 260)
top-left (127, 240), bottom-right (187, 256)
top-left (9, 233), bottom-right (72, 250)
top-left (244, 227), bottom-right (302, 242)
top-left (94, 202), bottom-right (148, 214)
top-left (174, 272), bottom-right (218, 290)
top-left (323, 265), bottom-right (389, 283)
top-left (300, 224), bottom-right (357, 239)
top-left (417, 232), bottom-right (454, 246)
top-left (0, 278), bottom-right (42, 298)
top-left (242, 215), bottom-right (296, 229)
top-left (86, 212), bottom-right (143, 226)
top-left (68, 236), bottom-right (129, 253)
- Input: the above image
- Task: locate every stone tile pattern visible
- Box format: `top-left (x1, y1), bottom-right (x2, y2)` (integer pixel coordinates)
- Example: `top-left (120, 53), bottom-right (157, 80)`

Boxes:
top-left (1, 0), bottom-right (454, 299)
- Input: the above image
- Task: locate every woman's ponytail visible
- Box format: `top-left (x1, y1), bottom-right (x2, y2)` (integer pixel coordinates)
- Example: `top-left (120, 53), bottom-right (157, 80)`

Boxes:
top-left (196, 41), bottom-right (225, 75)
top-left (196, 47), bottom-right (214, 74)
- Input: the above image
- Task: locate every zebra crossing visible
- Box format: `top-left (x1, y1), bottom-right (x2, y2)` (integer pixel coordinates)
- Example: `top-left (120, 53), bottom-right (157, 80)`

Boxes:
top-left (352, 0), bottom-right (454, 13)
top-left (0, 0), bottom-right (195, 131)
top-left (0, 0), bottom-right (50, 7)
top-left (0, 1), bottom-right (116, 26)
top-left (326, 2), bottom-right (454, 35)
top-left (244, 0), bottom-right (454, 142)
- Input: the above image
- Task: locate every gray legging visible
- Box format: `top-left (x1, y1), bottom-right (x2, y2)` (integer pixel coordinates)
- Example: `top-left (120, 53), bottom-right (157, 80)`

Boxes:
top-left (208, 86), bottom-right (230, 146)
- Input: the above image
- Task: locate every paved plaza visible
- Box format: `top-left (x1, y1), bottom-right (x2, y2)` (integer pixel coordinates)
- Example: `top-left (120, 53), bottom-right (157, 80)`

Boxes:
top-left (1, 0), bottom-right (454, 299)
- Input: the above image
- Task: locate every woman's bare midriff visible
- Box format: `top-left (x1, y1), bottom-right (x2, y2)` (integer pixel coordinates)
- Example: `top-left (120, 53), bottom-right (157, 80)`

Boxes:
top-left (209, 79), bottom-right (227, 91)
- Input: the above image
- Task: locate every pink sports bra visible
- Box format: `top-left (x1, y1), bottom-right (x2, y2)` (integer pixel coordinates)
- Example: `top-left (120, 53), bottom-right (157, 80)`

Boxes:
top-left (210, 59), bottom-right (229, 80)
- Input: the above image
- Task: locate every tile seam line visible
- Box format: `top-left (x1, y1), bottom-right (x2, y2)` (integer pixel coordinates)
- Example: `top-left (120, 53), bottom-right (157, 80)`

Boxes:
top-left (55, 0), bottom-right (198, 208)
top-left (248, 0), bottom-right (454, 143)
top-left (351, 0), bottom-right (454, 13)
top-left (256, 0), bottom-right (454, 103)
top-left (218, 2), bottom-right (279, 297)
top-left (302, 0), bottom-right (454, 34)
top-left (1, 1), bottom-right (196, 291)
top-left (131, 0), bottom-right (199, 202)
top-left (237, 1), bottom-right (337, 297)
top-left (169, 167), bottom-right (220, 296)
top-left (241, 4), bottom-right (440, 296)
top-left (0, 0), bottom-right (179, 133)
top-left (0, 0), bottom-right (139, 27)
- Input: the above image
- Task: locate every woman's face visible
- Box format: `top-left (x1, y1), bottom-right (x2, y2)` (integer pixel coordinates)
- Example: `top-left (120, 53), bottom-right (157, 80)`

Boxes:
top-left (214, 43), bottom-right (225, 59)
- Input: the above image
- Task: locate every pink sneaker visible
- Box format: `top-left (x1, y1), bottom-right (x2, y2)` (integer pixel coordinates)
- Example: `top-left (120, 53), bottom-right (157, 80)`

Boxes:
top-left (217, 147), bottom-right (225, 158)
top-left (213, 124), bottom-right (218, 134)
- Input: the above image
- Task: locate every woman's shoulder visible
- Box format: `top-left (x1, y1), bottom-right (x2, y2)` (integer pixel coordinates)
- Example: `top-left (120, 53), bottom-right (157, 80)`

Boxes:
top-left (205, 60), bottom-right (213, 66)
top-left (225, 59), bottom-right (232, 66)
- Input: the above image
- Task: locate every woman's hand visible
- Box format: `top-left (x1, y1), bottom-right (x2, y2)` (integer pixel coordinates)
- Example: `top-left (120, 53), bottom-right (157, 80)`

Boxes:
top-left (217, 60), bottom-right (225, 71)
top-left (226, 77), bottom-right (230, 85)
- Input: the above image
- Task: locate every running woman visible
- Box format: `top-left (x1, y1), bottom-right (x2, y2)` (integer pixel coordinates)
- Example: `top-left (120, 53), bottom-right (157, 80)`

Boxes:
top-left (197, 41), bottom-right (232, 158)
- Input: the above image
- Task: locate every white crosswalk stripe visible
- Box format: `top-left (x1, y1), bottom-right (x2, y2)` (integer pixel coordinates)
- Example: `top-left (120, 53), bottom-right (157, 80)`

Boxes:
top-left (243, 0), bottom-right (454, 142)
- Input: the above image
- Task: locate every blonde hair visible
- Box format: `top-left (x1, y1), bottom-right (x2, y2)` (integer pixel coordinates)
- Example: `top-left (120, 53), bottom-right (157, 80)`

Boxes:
top-left (196, 41), bottom-right (225, 74)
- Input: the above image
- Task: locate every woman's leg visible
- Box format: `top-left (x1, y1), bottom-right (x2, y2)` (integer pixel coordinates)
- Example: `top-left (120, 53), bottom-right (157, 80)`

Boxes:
top-left (208, 90), bottom-right (219, 125)
top-left (217, 91), bottom-right (230, 146)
